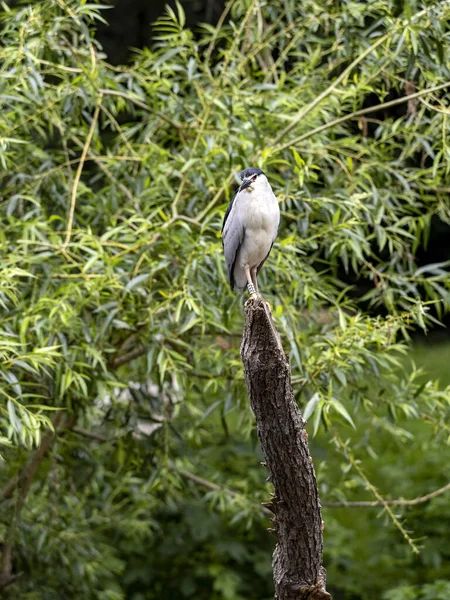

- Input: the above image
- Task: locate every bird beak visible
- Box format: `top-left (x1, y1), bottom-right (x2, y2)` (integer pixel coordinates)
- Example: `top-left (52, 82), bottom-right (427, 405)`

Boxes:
top-left (239, 177), bottom-right (252, 191)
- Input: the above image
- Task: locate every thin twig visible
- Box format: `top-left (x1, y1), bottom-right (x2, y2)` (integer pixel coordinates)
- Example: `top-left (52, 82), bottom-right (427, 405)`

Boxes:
top-left (1, 475), bottom-right (19, 500)
top-left (63, 94), bottom-right (102, 249)
top-left (324, 482), bottom-right (450, 507)
top-left (205, 0), bottom-right (234, 63)
top-left (71, 134), bottom-right (135, 205)
top-left (180, 469), bottom-right (450, 513)
top-left (419, 412), bottom-right (450, 434)
top-left (195, 171), bottom-right (235, 222)
top-left (99, 88), bottom-right (188, 140)
top-left (35, 58), bottom-right (83, 73)
top-left (99, 104), bottom-right (139, 157)
top-left (0, 571), bottom-right (23, 591)
top-left (0, 411), bottom-right (69, 588)
top-left (20, 425), bottom-right (449, 514)
top-left (273, 33), bottom-right (390, 145)
top-left (274, 81), bottom-right (450, 154)
top-left (179, 470), bottom-right (273, 516)
top-left (334, 433), bottom-right (419, 553)
top-left (99, 88), bottom-right (153, 112)
top-left (1, 412), bottom-right (66, 501)
top-left (237, 6), bottom-right (295, 77)
top-left (72, 426), bottom-right (108, 442)
top-left (109, 346), bottom-right (146, 369)
top-left (192, 81), bottom-right (450, 221)
top-left (272, 0), bottom-right (450, 145)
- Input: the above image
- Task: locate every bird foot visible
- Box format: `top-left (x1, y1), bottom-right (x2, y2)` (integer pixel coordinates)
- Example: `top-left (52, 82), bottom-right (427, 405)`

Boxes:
top-left (245, 292), bottom-right (259, 303)
top-left (245, 296), bottom-right (259, 308)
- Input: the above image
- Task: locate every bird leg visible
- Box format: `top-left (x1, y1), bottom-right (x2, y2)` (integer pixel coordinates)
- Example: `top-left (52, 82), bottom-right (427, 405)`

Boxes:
top-left (244, 264), bottom-right (257, 297)
top-left (250, 266), bottom-right (259, 295)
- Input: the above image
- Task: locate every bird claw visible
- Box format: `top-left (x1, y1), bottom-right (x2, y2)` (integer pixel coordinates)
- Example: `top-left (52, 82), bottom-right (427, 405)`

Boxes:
top-left (245, 293), bottom-right (258, 305)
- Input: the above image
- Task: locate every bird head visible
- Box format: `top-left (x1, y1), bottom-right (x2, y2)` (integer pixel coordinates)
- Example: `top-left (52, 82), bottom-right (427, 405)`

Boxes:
top-left (239, 167), bottom-right (265, 191)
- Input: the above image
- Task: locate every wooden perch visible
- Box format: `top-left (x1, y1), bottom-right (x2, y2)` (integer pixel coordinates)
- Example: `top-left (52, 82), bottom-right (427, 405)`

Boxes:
top-left (241, 297), bottom-right (331, 600)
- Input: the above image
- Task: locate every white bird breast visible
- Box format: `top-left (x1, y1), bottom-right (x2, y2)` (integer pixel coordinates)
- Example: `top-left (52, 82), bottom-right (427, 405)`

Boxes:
top-left (234, 175), bottom-right (280, 285)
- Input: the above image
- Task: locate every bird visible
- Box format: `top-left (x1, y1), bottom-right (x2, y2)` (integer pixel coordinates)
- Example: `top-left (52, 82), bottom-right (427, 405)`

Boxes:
top-left (221, 167), bottom-right (280, 297)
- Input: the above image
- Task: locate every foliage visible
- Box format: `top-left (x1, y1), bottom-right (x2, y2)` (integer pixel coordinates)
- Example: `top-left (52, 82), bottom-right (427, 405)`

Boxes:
top-left (1, 0), bottom-right (450, 598)
top-left (384, 580), bottom-right (450, 600)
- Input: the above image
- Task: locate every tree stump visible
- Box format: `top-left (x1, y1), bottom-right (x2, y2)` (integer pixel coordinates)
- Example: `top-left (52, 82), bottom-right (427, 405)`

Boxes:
top-left (240, 297), bottom-right (332, 600)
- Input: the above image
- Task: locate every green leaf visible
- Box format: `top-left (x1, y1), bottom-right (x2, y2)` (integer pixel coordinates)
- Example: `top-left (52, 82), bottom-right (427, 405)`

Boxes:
top-left (124, 273), bottom-right (150, 291)
top-left (329, 398), bottom-right (355, 429)
top-left (303, 392), bottom-right (320, 421)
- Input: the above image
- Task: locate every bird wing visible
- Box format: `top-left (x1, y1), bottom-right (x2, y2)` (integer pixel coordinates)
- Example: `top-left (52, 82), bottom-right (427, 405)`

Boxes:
top-left (222, 191), bottom-right (245, 289)
top-left (256, 243), bottom-right (273, 275)
top-left (256, 206), bottom-right (279, 274)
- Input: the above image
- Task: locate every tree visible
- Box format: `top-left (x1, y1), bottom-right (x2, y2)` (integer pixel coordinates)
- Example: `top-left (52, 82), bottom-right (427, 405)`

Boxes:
top-left (1, 1), bottom-right (450, 598)
top-left (241, 298), bottom-right (331, 599)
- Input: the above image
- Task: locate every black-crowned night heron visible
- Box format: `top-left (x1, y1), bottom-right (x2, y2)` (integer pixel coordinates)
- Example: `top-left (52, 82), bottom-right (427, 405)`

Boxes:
top-left (222, 167), bottom-right (280, 296)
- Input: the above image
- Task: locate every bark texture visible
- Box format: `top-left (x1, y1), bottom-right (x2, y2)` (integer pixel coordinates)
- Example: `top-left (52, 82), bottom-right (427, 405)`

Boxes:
top-left (240, 297), bottom-right (331, 600)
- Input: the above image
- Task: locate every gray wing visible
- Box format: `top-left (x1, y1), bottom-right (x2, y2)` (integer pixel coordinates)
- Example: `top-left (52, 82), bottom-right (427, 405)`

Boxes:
top-left (257, 208), bottom-right (279, 275)
top-left (222, 191), bottom-right (245, 289)
top-left (256, 243), bottom-right (273, 275)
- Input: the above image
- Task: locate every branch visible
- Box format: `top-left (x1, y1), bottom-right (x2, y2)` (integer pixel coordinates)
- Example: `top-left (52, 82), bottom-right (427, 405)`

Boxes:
top-left (180, 469), bottom-right (450, 514)
top-left (272, 1), bottom-right (450, 146)
top-left (63, 94), bottom-right (102, 249)
top-left (333, 434), bottom-right (419, 553)
top-left (324, 482), bottom-right (450, 508)
top-left (0, 572), bottom-right (23, 591)
top-left (178, 468), bottom-right (450, 514)
top-left (205, 0), bottom-right (234, 63)
top-left (62, 427), bottom-right (450, 513)
top-left (274, 81), bottom-right (450, 154)
top-left (241, 297), bottom-right (331, 600)
top-left (179, 470), bottom-right (273, 517)
top-left (70, 134), bottom-right (135, 205)
top-left (272, 33), bottom-right (389, 145)
top-left (1, 411), bottom-right (67, 501)
top-left (1, 475), bottom-right (19, 501)
top-left (109, 345), bottom-right (146, 369)
top-left (71, 426), bottom-right (108, 442)
top-left (99, 88), bottom-right (188, 140)
top-left (0, 411), bottom-right (69, 590)
top-left (63, 427), bottom-right (273, 514)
